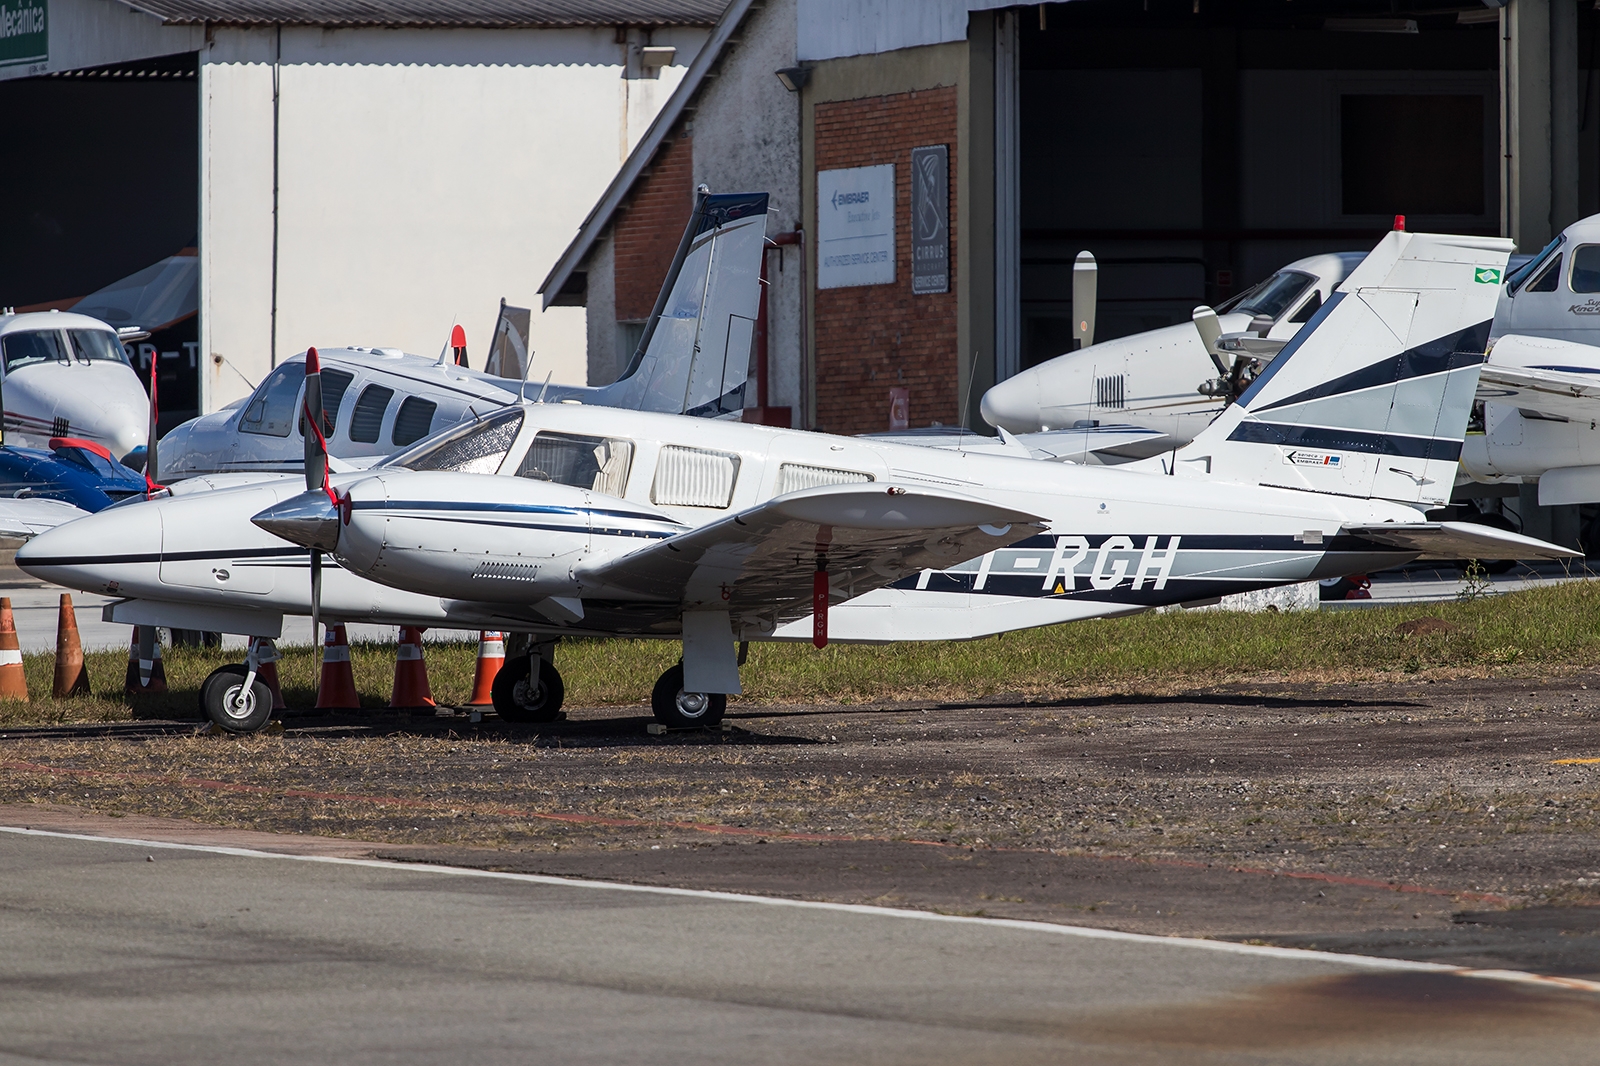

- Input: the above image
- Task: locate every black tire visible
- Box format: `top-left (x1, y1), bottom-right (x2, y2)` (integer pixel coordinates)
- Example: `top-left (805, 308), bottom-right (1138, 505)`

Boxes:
top-left (491, 656), bottom-right (565, 723)
top-left (199, 664), bottom-right (273, 734)
top-left (650, 663), bottom-right (726, 728)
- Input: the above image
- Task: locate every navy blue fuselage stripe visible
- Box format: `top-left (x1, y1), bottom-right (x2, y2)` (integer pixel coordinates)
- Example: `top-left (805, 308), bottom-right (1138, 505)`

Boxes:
top-left (1530, 365), bottom-right (1600, 375)
top-left (1254, 319), bottom-right (1492, 412)
top-left (367, 499), bottom-right (676, 525)
top-left (1225, 421), bottom-right (1463, 461)
top-left (1234, 292), bottom-right (1346, 408)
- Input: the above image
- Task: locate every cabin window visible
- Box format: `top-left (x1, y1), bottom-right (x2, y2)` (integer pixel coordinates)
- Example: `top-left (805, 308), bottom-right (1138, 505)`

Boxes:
top-left (387, 406), bottom-right (523, 473)
top-left (391, 397), bottom-right (437, 447)
top-left (1, 331), bottom-right (68, 372)
top-left (774, 463), bottom-right (872, 496)
top-left (1218, 271), bottom-right (1313, 320)
top-left (240, 363), bottom-right (305, 437)
top-left (349, 384), bottom-right (393, 443)
top-left (1569, 246), bottom-right (1600, 293)
top-left (1527, 253), bottom-right (1565, 293)
top-left (66, 330), bottom-right (130, 365)
top-left (1288, 291), bottom-right (1322, 323)
top-left (651, 445), bottom-right (740, 508)
top-left (517, 432), bottom-right (634, 495)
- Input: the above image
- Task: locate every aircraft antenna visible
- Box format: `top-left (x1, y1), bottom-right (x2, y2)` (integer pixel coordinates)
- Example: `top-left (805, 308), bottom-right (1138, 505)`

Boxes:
top-left (535, 371), bottom-right (554, 404)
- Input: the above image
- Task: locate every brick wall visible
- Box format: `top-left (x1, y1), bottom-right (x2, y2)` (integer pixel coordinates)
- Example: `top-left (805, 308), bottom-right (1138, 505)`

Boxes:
top-left (613, 131), bottom-right (694, 322)
top-left (813, 86), bottom-right (958, 435)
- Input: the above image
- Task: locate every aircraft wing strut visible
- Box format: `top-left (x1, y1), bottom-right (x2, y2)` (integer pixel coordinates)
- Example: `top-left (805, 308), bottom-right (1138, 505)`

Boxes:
top-left (581, 483), bottom-right (1047, 618)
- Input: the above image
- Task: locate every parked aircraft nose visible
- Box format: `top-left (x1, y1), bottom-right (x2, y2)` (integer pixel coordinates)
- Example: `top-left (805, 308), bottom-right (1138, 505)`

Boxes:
top-left (16, 501), bottom-right (163, 594)
top-left (980, 366), bottom-right (1047, 432)
top-left (252, 492), bottom-right (340, 552)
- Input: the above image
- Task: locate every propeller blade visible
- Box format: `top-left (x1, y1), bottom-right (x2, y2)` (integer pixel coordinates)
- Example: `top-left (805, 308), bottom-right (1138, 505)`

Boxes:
top-left (310, 548), bottom-right (323, 653)
top-left (1071, 251), bottom-right (1097, 350)
top-left (144, 357), bottom-right (163, 494)
top-left (1191, 305), bottom-right (1230, 377)
top-left (301, 347), bottom-right (334, 501)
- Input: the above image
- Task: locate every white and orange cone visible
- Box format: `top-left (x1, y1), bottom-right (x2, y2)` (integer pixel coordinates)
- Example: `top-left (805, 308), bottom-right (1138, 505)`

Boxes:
top-left (466, 631), bottom-right (503, 706)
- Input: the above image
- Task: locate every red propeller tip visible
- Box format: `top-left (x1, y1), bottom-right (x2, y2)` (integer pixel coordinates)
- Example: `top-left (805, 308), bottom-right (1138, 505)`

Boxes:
top-left (450, 325), bottom-right (466, 348)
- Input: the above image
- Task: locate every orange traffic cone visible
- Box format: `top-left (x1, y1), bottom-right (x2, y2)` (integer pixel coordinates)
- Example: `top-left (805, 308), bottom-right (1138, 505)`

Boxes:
top-left (316, 624), bottom-right (360, 709)
top-left (390, 626), bottom-right (435, 708)
top-left (51, 594), bottom-right (90, 698)
top-left (466, 631), bottom-right (503, 705)
top-left (0, 597), bottom-right (28, 702)
top-left (124, 626), bottom-right (168, 695)
top-left (250, 636), bottom-right (287, 711)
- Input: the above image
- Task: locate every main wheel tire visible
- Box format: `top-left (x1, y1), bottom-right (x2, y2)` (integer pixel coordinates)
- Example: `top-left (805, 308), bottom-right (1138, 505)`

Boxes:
top-left (491, 656), bottom-right (565, 723)
top-left (199, 664), bottom-right (273, 734)
top-left (650, 663), bottom-right (726, 728)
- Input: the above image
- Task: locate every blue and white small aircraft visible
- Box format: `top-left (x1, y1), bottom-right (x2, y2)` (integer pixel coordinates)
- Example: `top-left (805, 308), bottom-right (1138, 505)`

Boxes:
top-left (19, 229), bottom-right (1574, 733)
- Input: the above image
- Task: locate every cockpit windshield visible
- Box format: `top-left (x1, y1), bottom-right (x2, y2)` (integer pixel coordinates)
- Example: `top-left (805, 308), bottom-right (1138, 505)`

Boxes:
top-left (1217, 271), bottom-right (1316, 320)
top-left (1506, 235), bottom-right (1565, 294)
top-left (67, 330), bottom-right (131, 364)
top-left (1, 331), bottom-right (68, 372)
top-left (382, 406), bottom-right (523, 474)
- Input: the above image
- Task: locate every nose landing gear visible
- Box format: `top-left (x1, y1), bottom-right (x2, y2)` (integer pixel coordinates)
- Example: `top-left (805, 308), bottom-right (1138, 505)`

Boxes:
top-left (651, 663), bottom-right (726, 728)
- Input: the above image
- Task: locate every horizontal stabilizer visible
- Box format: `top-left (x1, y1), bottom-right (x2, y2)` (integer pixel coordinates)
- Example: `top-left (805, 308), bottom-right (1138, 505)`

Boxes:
top-left (1343, 521), bottom-right (1578, 561)
top-left (581, 483), bottom-right (1047, 618)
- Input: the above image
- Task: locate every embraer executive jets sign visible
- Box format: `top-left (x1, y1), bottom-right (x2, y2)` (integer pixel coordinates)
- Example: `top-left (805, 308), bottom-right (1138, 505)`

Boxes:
top-left (818, 164), bottom-right (895, 289)
top-left (0, 0), bottom-right (46, 70)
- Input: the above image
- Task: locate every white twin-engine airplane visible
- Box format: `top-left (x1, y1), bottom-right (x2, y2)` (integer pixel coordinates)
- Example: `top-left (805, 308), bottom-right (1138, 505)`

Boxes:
top-left (0, 310), bottom-right (151, 463)
top-left (18, 230), bottom-right (1575, 734)
top-left (155, 190), bottom-right (770, 481)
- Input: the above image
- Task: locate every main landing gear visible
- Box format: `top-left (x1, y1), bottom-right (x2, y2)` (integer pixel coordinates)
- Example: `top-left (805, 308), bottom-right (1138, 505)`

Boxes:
top-left (492, 643), bottom-right (565, 723)
top-left (651, 663), bottom-right (727, 729)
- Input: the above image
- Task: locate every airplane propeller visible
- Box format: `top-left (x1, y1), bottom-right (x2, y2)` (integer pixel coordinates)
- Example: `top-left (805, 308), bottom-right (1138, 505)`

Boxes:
top-left (1192, 306), bottom-right (1263, 405)
top-left (144, 359), bottom-right (164, 496)
top-left (300, 347), bottom-right (339, 647)
top-left (1071, 251), bottom-right (1097, 351)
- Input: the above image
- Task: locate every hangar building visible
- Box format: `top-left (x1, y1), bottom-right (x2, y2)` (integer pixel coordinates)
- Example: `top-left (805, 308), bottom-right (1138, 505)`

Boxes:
top-left (547, 0), bottom-right (1597, 447)
top-left (0, 0), bottom-right (721, 428)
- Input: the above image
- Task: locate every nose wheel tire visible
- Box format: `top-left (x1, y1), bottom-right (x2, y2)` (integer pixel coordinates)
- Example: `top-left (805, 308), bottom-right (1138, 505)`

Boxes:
top-left (199, 664), bottom-right (274, 734)
top-left (651, 663), bottom-right (726, 729)
top-left (491, 656), bottom-right (565, 723)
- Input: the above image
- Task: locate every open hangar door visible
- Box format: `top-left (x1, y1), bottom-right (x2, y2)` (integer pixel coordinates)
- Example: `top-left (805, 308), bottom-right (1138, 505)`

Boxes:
top-left (0, 52), bottom-right (200, 431)
top-left (1015, 0), bottom-right (1516, 369)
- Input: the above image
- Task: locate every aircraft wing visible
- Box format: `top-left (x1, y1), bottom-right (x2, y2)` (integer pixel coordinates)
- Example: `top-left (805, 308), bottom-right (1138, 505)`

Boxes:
top-left (1478, 334), bottom-right (1600, 422)
top-left (581, 483), bottom-right (1047, 617)
top-left (0, 498), bottom-right (91, 539)
top-left (1342, 521), bottom-right (1579, 561)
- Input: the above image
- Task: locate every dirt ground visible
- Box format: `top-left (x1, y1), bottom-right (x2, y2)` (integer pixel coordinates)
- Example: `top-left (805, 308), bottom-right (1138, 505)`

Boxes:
top-left (3, 672), bottom-right (1599, 979)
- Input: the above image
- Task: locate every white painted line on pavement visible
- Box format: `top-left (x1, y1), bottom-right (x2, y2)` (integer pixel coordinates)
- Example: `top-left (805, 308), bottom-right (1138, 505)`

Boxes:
top-left (5, 823), bottom-right (1598, 994)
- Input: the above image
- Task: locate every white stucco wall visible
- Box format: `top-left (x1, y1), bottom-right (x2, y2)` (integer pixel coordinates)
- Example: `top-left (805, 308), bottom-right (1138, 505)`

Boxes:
top-left (689, 0), bottom-right (803, 420)
top-left (200, 22), bottom-right (702, 410)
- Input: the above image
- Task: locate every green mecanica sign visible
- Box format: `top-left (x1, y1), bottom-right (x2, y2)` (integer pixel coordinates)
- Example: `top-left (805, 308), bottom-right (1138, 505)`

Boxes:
top-left (0, 0), bottom-right (47, 69)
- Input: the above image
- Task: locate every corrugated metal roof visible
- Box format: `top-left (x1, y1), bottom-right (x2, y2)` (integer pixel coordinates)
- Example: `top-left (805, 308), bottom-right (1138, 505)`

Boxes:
top-left (126, 0), bottom-right (728, 27)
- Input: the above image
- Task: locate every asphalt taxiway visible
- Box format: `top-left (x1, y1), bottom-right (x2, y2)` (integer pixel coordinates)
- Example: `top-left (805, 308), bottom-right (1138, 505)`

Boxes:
top-left (2, 826), bottom-right (1597, 1065)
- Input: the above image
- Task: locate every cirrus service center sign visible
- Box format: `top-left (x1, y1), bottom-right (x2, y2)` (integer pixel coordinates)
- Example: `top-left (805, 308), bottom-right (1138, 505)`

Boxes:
top-left (0, 0), bottom-right (46, 70)
top-left (817, 164), bottom-right (895, 289)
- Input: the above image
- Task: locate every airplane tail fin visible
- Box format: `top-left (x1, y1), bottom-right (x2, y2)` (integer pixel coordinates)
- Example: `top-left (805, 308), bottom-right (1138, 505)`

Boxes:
top-left (599, 190), bottom-right (769, 416)
top-left (1179, 231), bottom-right (1513, 508)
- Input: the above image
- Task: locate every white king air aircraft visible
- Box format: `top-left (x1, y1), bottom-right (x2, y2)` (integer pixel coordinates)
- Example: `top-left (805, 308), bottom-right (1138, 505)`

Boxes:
top-left (18, 231), bottom-right (1575, 734)
top-left (156, 190), bottom-right (769, 480)
top-left (0, 310), bottom-right (151, 463)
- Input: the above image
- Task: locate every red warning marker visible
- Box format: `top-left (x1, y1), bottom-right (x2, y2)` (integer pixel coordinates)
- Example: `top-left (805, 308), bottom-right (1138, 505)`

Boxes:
top-left (1393, 214), bottom-right (1406, 231)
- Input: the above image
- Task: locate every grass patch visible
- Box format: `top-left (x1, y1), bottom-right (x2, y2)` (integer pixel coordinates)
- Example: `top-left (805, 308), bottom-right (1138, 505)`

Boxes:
top-left (2, 580), bottom-right (1598, 727)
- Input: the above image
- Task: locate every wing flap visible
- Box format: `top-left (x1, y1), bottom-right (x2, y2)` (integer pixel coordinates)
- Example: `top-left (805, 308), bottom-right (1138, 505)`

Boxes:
top-left (1343, 521), bottom-right (1578, 561)
top-left (580, 483), bottom-right (1048, 619)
